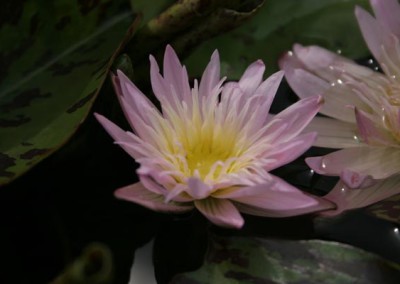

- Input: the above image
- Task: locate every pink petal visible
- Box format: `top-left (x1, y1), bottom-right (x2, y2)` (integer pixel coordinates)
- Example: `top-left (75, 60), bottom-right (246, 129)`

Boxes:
top-left (355, 6), bottom-right (388, 63)
top-left (249, 71), bottom-right (284, 129)
top-left (186, 177), bottom-right (214, 199)
top-left (264, 95), bottom-right (323, 143)
top-left (292, 44), bottom-right (346, 81)
top-left (199, 50), bottom-right (220, 99)
top-left (138, 173), bottom-right (168, 195)
top-left (116, 70), bottom-right (153, 109)
top-left (306, 147), bottom-right (400, 188)
top-left (194, 198), bottom-right (244, 229)
top-left (355, 108), bottom-right (396, 145)
top-left (370, 0), bottom-right (400, 37)
top-left (238, 60), bottom-right (265, 95)
top-left (149, 55), bottom-right (170, 103)
top-left (281, 66), bottom-right (326, 101)
top-left (212, 178), bottom-right (275, 199)
top-left (115, 182), bottom-right (194, 213)
top-left (281, 44), bottom-right (373, 123)
top-left (321, 176), bottom-right (400, 216)
top-left (303, 116), bottom-right (360, 148)
top-left (263, 132), bottom-right (317, 171)
top-left (282, 67), bottom-right (357, 123)
top-left (94, 113), bottom-right (142, 159)
top-left (163, 45), bottom-right (191, 103)
top-left (232, 176), bottom-right (334, 217)
top-left (340, 169), bottom-right (376, 188)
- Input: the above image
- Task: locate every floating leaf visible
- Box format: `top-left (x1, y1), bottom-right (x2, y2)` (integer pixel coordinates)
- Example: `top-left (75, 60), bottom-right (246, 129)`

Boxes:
top-left (0, 0), bottom-right (141, 186)
top-left (184, 0), bottom-right (370, 78)
top-left (51, 243), bottom-right (113, 284)
top-left (172, 235), bottom-right (400, 283)
top-left (366, 194), bottom-right (400, 225)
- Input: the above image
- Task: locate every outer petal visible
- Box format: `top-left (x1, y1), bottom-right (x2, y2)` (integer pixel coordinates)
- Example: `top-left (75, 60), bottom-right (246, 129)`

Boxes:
top-left (355, 6), bottom-right (389, 64)
top-left (228, 176), bottom-right (334, 217)
top-left (263, 95), bottom-right (323, 143)
top-left (163, 45), bottom-right (191, 103)
top-left (306, 147), bottom-right (400, 188)
top-left (115, 182), bottom-right (194, 213)
top-left (280, 66), bottom-right (357, 123)
top-left (115, 70), bottom-right (156, 119)
top-left (199, 50), bottom-right (220, 99)
top-left (321, 176), bottom-right (400, 216)
top-left (247, 71), bottom-right (285, 131)
top-left (355, 108), bottom-right (396, 146)
top-left (370, 0), bottom-right (400, 39)
top-left (263, 132), bottom-right (317, 171)
top-left (94, 113), bottom-right (142, 159)
top-left (303, 116), bottom-right (360, 148)
top-left (238, 60), bottom-right (265, 95)
top-left (280, 44), bottom-right (373, 122)
top-left (187, 177), bottom-right (214, 199)
top-left (194, 198), bottom-right (244, 229)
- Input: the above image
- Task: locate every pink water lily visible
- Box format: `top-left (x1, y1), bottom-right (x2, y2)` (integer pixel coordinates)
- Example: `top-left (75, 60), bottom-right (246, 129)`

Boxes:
top-left (95, 45), bottom-right (334, 228)
top-left (280, 0), bottom-right (400, 214)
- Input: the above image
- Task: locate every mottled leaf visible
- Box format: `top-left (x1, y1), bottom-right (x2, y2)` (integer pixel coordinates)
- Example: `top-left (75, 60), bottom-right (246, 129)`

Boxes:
top-left (51, 243), bottom-right (113, 284)
top-left (130, 0), bottom-right (174, 24)
top-left (172, 235), bottom-right (400, 284)
top-left (366, 194), bottom-right (400, 225)
top-left (184, 0), bottom-right (370, 78)
top-left (0, 0), bottom-right (141, 186)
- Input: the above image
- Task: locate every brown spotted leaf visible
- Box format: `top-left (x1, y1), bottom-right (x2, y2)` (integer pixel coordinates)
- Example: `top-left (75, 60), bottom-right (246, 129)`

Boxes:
top-left (0, 0), bottom-right (141, 186)
top-left (171, 235), bottom-right (400, 284)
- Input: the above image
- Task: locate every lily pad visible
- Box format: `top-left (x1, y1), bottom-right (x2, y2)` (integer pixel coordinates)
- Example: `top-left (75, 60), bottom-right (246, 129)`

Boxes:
top-left (171, 234), bottom-right (400, 283)
top-left (184, 0), bottom-right (370, 78)
top-left (0, 0), bottom-right (140, 186)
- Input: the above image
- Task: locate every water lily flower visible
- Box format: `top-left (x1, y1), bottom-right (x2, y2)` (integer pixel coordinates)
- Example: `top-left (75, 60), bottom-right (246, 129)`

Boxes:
top-left (279, 0), bottom-right (400, 214)
top-left (95, 45), bottom-right (333, 228)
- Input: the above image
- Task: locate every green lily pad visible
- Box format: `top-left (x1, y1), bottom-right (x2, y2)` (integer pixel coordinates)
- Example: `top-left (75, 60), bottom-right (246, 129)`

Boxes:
top-left (171, 235), bottom-right (400, 283)
top-left (184, 0), bottom-right (370, 78)
top-left (0, 0), bottom-right (140, 186)
top-left (366, 194), bottom-right (400, 225)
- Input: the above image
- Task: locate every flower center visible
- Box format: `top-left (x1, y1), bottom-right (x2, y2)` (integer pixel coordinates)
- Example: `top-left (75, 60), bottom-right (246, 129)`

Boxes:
top-left (184, 130), bottom-right (240, 180)
top-left (186, 146), bottom-right (231, 179)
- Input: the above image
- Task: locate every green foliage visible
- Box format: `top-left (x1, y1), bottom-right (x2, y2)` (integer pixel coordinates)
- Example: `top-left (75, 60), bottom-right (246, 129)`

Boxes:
top-left (0, 0), bottom-right (140, 186)
top-left (184, 0), bottom-right (371, 78)
top-left (172, 234), bottom-right (400, 284)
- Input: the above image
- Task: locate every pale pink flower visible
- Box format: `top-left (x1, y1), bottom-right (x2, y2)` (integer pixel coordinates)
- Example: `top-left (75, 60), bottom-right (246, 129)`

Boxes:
top-left (280, 0), bottom-right (400, 215)
top-left (95, 46), bottom-right (333, 228)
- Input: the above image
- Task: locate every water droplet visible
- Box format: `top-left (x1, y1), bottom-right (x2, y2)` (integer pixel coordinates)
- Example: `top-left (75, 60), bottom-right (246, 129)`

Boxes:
top-left (392, 75), bottom-right (397, 79)
top-left (329, 65), bottom-right (334, 70)
top-left (336, 49), bottom-right (342, 54)
top-left (321, 161), bottom-right (327, 169)
top-left (341, 187), bottom-right (345, 192)
top-left (309, 169), bottom-right (314, 175)
top-left (368, 59), bottom-right (374, 64)
top-left (394, 227), bottom-right (399, 234)
top-left (374, 67), bottom-right (379, 71)
top-left (288, 51), bottom-right (293, 56)
top-left (353, 135), bottom-right (359, 142)
top-left (337, 79), bottom-right (343, 84)
top-left (331, 82), bottom-right (336, 87)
